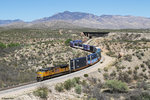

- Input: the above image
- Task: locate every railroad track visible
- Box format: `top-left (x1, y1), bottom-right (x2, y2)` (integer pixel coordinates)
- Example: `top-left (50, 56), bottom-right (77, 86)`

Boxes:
top-left (0, 58), bottom-right (107, 98)
top-left (0, 81), bottom-right (36, 92)
top-left (0, 39), bottom-right (112, 99)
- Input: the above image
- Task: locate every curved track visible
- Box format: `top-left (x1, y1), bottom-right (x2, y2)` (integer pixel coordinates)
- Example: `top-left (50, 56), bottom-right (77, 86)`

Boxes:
top-left (0, 54), bottom-right (115, 99)
top-left (0, 39), bottom-right (115, 99)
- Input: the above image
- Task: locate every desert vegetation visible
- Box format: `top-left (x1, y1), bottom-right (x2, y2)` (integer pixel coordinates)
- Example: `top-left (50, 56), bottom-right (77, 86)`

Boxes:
top-left (0, 28), bottom-right (88, 88)
top-left (33, 86), bottom-right (49, 99)
top-left (1, 28), bottom-right (150, 100)
top-left (84, 31), bottom-right (150, 99)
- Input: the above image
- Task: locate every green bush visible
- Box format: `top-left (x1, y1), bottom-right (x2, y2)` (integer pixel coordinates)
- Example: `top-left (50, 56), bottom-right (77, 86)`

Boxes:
top-left (141, 52), bottom-right (144, 56)
top-left (110, 70), bottom-right (116, 77)
top-left (0, 42), bottom-right (20, 48)
top-left (81, 80), bottom-right (87, 86)
top-left (75, 85), bottom-right (82, 94)
top-left (103, 73), bottom-right (109, 80)
top-left (142, 68), bottom-right (146, 72)
top-left (124, 54), bottom-right (132, 62)
top-left (72, 77), bottom-right (80, 84)
top-left (118, 72), bottom-right (131, 83)
top-left (98, 68), bottom-right (101, 73)
top-left (128, 70), bottom-right (132, 74)
top-left (140, 64), bottom-right (145, 68)
top-left (64, 79), bottom-right (73, 90)
top-left (104, 80), bottom-right (128, 93)
top-left (55, 83), bottom-right (64, 92)
top-left (84, 74), bottom-right (88, 77)
top-left (7, 43), bottom-right (20, 47)
top-left (104, 67), bottom-right (108, 72)
top-left (135, 66), bottom-right (139, 70)
top-left (106, 51), bottom-right (116, 57)
top-left (0, 42), bottom-right (6, 48)
top-left (65, 39), bottom-right (72, 46)
top-left (33, 86), bottom-right (48, 99)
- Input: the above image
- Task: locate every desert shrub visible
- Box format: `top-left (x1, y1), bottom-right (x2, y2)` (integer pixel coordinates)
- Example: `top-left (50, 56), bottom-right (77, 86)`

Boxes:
top-left (144, 60), bottom-right (150, 69)
top-left (136, 53), bottom-right (142, 60)
top-left (133, 74), bottom-right (139, 80)
top-left (55, 83), bottom-right (64, 92)
top-left (98, 68), bottom-right (101, 73)
top-left (33, 86), bottom-right (48, 99)
top-left (7, 43), bottom-right (20, 47)
top-left (126, 91), bottom-right (150, 100)
top-left (104, 67), bottom-right (108, 72)
top-left (135, 66), bottom-right (139, 70)
top-left (64, 79), bottom-right (73, 90)
top-left (141, 52), bottom-right (144, 56)
top-left (0, 42), bottom-right (6, 48)
top-left (124, 54), bottom-right (132, 62)
top-left (81, 80), bottom-right (87, 86)
top-left (106, 51), bottom-right (116, 57)
top-left (118, 72), bottom-right (132, 83)
top-left (84, 74), bottom-right (88, 77)
top-left (75, 85), bottom-right (82, 94)
top-left (137, 81), bottom-right (149, 90)
top-left (142, 68), bottom-right (146, 72)
top-left (71, 77), bottom-right (80, 87)
top-left (104, 80), bottom-right (128, 93)
top-left (73, 77), bottom-right (80, 84)
top-left (143, 74), bottom-right (148, 79)
top-left (128, 70), bottom-right (132, 75)
top-left (103, 73), bottom-right (109, 80)
top-left (110, 70), bottom-right (116, 77)
top-left (140, 64), bottom-right (145, 68)
top-left (65, 39), bottom-right (72, 46)
top-left (121, 66), bottom-right (126, 69)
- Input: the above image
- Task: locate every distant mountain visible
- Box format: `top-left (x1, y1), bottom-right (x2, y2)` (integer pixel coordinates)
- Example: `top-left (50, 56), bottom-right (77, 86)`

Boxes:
top-left (34, 11), bottom-right (99, 22)
top-left (1, 11), bottom-right (150, 29)
top-left (0, 19), bottom-right (23, 26)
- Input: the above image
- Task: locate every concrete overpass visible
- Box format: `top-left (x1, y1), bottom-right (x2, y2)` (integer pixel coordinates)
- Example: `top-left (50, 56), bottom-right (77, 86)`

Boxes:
top-left (83, 32), bottom-right (109, 38)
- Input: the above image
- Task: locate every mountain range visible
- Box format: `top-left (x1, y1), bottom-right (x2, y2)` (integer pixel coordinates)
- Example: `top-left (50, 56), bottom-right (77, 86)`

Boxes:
top-left (1, 11), bottom-right (150, 29)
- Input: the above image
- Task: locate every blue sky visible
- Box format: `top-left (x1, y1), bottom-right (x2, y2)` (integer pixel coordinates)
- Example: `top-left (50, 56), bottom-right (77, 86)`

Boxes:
top-left (0, 0), bottom-right (149, 21)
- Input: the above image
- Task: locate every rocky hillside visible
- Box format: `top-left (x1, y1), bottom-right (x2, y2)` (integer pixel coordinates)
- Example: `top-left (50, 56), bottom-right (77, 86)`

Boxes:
top-left (88, 32), bottom-right (150, 82)
top-left (1, 11), bottom-right (150, 29)
top-left (0, 28), bottom-right (89, 88)
top-left (10, 32), bottom-right (150, 100)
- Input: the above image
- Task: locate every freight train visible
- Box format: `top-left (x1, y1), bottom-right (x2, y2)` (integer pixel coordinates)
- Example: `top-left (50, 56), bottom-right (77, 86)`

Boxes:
top-left (36, 40), bottom-right (101, 81)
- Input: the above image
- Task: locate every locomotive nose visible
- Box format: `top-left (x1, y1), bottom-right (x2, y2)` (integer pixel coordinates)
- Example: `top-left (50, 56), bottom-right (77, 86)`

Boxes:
top-left (37, 72), bottom-right (42, 77)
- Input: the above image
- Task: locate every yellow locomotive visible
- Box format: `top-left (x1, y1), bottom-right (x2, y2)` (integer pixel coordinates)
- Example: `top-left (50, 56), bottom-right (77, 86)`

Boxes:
top-left (36, 40), bottom-right (102, 82)
top-left (37, 64), bottom-right (69, 81)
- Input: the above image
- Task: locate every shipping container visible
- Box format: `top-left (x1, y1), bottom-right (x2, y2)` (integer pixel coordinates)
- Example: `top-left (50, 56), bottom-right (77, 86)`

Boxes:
top-left (78, 44), bottom-right (83, 49)
top-left (73, 40), bottom-right (82, 43)
top-left (90, 46), bottom-right (96, 52)
top-left (87, 54), bottom-right (91, 64)
top-left (70, 57), bottom-right (87, 71)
